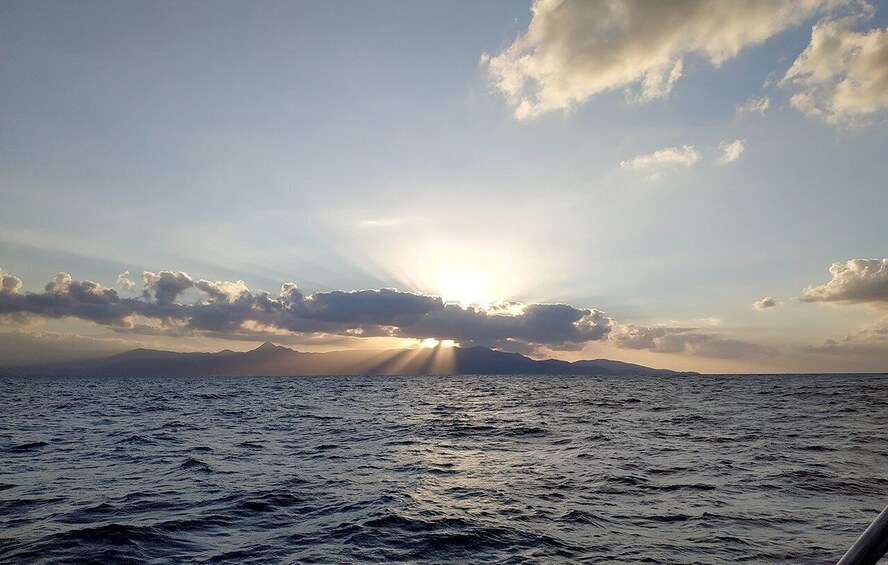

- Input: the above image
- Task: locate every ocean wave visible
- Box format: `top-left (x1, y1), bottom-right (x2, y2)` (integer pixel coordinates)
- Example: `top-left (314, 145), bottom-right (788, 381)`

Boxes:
top-left (1, 373), bottom-right (885, 563)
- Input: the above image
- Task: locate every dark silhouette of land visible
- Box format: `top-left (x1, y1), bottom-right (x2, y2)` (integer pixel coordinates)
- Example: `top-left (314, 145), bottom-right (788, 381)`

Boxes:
top-left (9, 342), bottom-right (697, 377)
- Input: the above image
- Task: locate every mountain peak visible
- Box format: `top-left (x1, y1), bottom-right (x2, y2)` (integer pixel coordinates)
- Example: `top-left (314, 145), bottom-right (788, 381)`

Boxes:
top-left (254, 341), bottom-right (282, 352)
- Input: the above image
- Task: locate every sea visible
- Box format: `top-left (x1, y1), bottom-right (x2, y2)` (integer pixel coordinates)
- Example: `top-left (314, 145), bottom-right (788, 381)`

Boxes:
top-left (1, 374), bottom-right (886, 564)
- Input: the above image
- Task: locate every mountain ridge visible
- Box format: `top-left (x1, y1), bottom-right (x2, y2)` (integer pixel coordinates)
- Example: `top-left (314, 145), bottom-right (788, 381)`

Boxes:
top-left (9, 342), bottom-right (699, 377)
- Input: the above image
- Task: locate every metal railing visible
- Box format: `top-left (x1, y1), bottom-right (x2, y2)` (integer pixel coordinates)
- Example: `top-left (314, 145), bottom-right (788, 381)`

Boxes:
top-left (837, 506), bottom-right (888, 565)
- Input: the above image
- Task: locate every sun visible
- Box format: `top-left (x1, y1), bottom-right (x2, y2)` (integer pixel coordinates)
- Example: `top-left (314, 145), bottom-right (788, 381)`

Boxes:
top-left (368, 237), bottom-right (526, 309)
top-left (419, 338), bottom-right (456, 349)
top-left (436, 269), bottom-right (491, 308)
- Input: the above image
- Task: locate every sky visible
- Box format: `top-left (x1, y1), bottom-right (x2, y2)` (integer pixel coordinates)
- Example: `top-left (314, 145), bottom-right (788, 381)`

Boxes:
top-left (1, 0), bottom-right (887, 373)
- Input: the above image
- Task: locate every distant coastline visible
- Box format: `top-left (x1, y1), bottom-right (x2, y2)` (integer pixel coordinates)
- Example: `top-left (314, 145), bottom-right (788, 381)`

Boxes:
top-left (6, 342), bottom-right (698, 378)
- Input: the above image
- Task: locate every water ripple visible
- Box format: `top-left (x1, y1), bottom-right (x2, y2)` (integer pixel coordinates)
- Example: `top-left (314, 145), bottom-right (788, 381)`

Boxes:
top-left (0, 373), bottom-right (885, 563)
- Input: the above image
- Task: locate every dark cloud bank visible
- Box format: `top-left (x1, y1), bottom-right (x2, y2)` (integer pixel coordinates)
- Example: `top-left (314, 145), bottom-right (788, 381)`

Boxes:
top-left (1, 267), bottom-right (768, 359)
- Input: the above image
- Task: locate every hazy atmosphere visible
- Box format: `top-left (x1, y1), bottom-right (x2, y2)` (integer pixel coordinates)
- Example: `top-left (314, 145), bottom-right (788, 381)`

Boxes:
top-left (2, 0), bottom-right (887, 373)
top-left (4, 3), bottom-right (888, 564)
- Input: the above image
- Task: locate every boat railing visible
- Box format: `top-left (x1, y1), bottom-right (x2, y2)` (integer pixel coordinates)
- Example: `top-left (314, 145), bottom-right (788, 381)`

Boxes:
top-left (837, 505), bottom-right (888, 565)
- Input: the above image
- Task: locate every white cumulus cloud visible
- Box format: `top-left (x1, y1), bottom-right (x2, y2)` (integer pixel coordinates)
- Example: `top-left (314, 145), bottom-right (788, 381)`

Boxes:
top-left (753, 297), bottom-right (779, 310)
top-left (116, 271), bottom-right (136, 291)
top-left (802, 258), bottom-right (888, 306)
top-left (484, 0), bottom-right (844, 119)
top-left (0, 268), bottom-right (23, 294)
top-left (195, 279), bottom-right (251, 303)
top-left (781, 12), bottom-right (888, 125)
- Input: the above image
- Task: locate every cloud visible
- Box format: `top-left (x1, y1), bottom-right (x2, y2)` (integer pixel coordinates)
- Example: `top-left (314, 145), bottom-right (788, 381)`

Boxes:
top-left (357, 218), bottom-right (415, 229)
top-left (610, 323), bottom-right (775, 359)
top-left (0, 268), bottom-right (615, 352)
top-left (1, 271), bottom-right (134, 327)
top-left (807, 315), bottom-right (888, 354)
top-left (142, 271), bottom-right (194, 304)
top-left (717, 139), bottom-right (746, 164)
top-left (116, 271), bottom-right (136, 291)
top-left (294, 287), bottom-right (442, 326)
top-left (0, 267), bottom-right (769, 360)
top-left (736, 96), bottom-right (770, 115)
top-left (1, 268), bottom-right (23, 294)
top-left (753, 296), bottom-right (779, 310)
top-left (781, 11), bottom-right (888, 125)
top-left (802, 258), bottom-right (888, 307)
top-left (194, 279), bottom-right (251, 303)
top-left (620, 145), bottom-right (700, 177)
top-left (404, 302), bottom-right (613, 351)
top-left (483, 0), bottom-right (843, 118)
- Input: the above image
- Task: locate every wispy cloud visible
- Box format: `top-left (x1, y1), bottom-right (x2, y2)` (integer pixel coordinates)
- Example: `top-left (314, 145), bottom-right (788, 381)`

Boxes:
top-left (357, 218), bottom-right (416, 229)
top-left (807, 315), bottom-right (888, 355)
top-left (736, 96), bottom-right (770, 115)
top-left (610, 323), bottom-right (776, 359)
top-left (620, 145), bottom-right (700, 178)
top-left (718, 139), bottom-right (746, 164)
